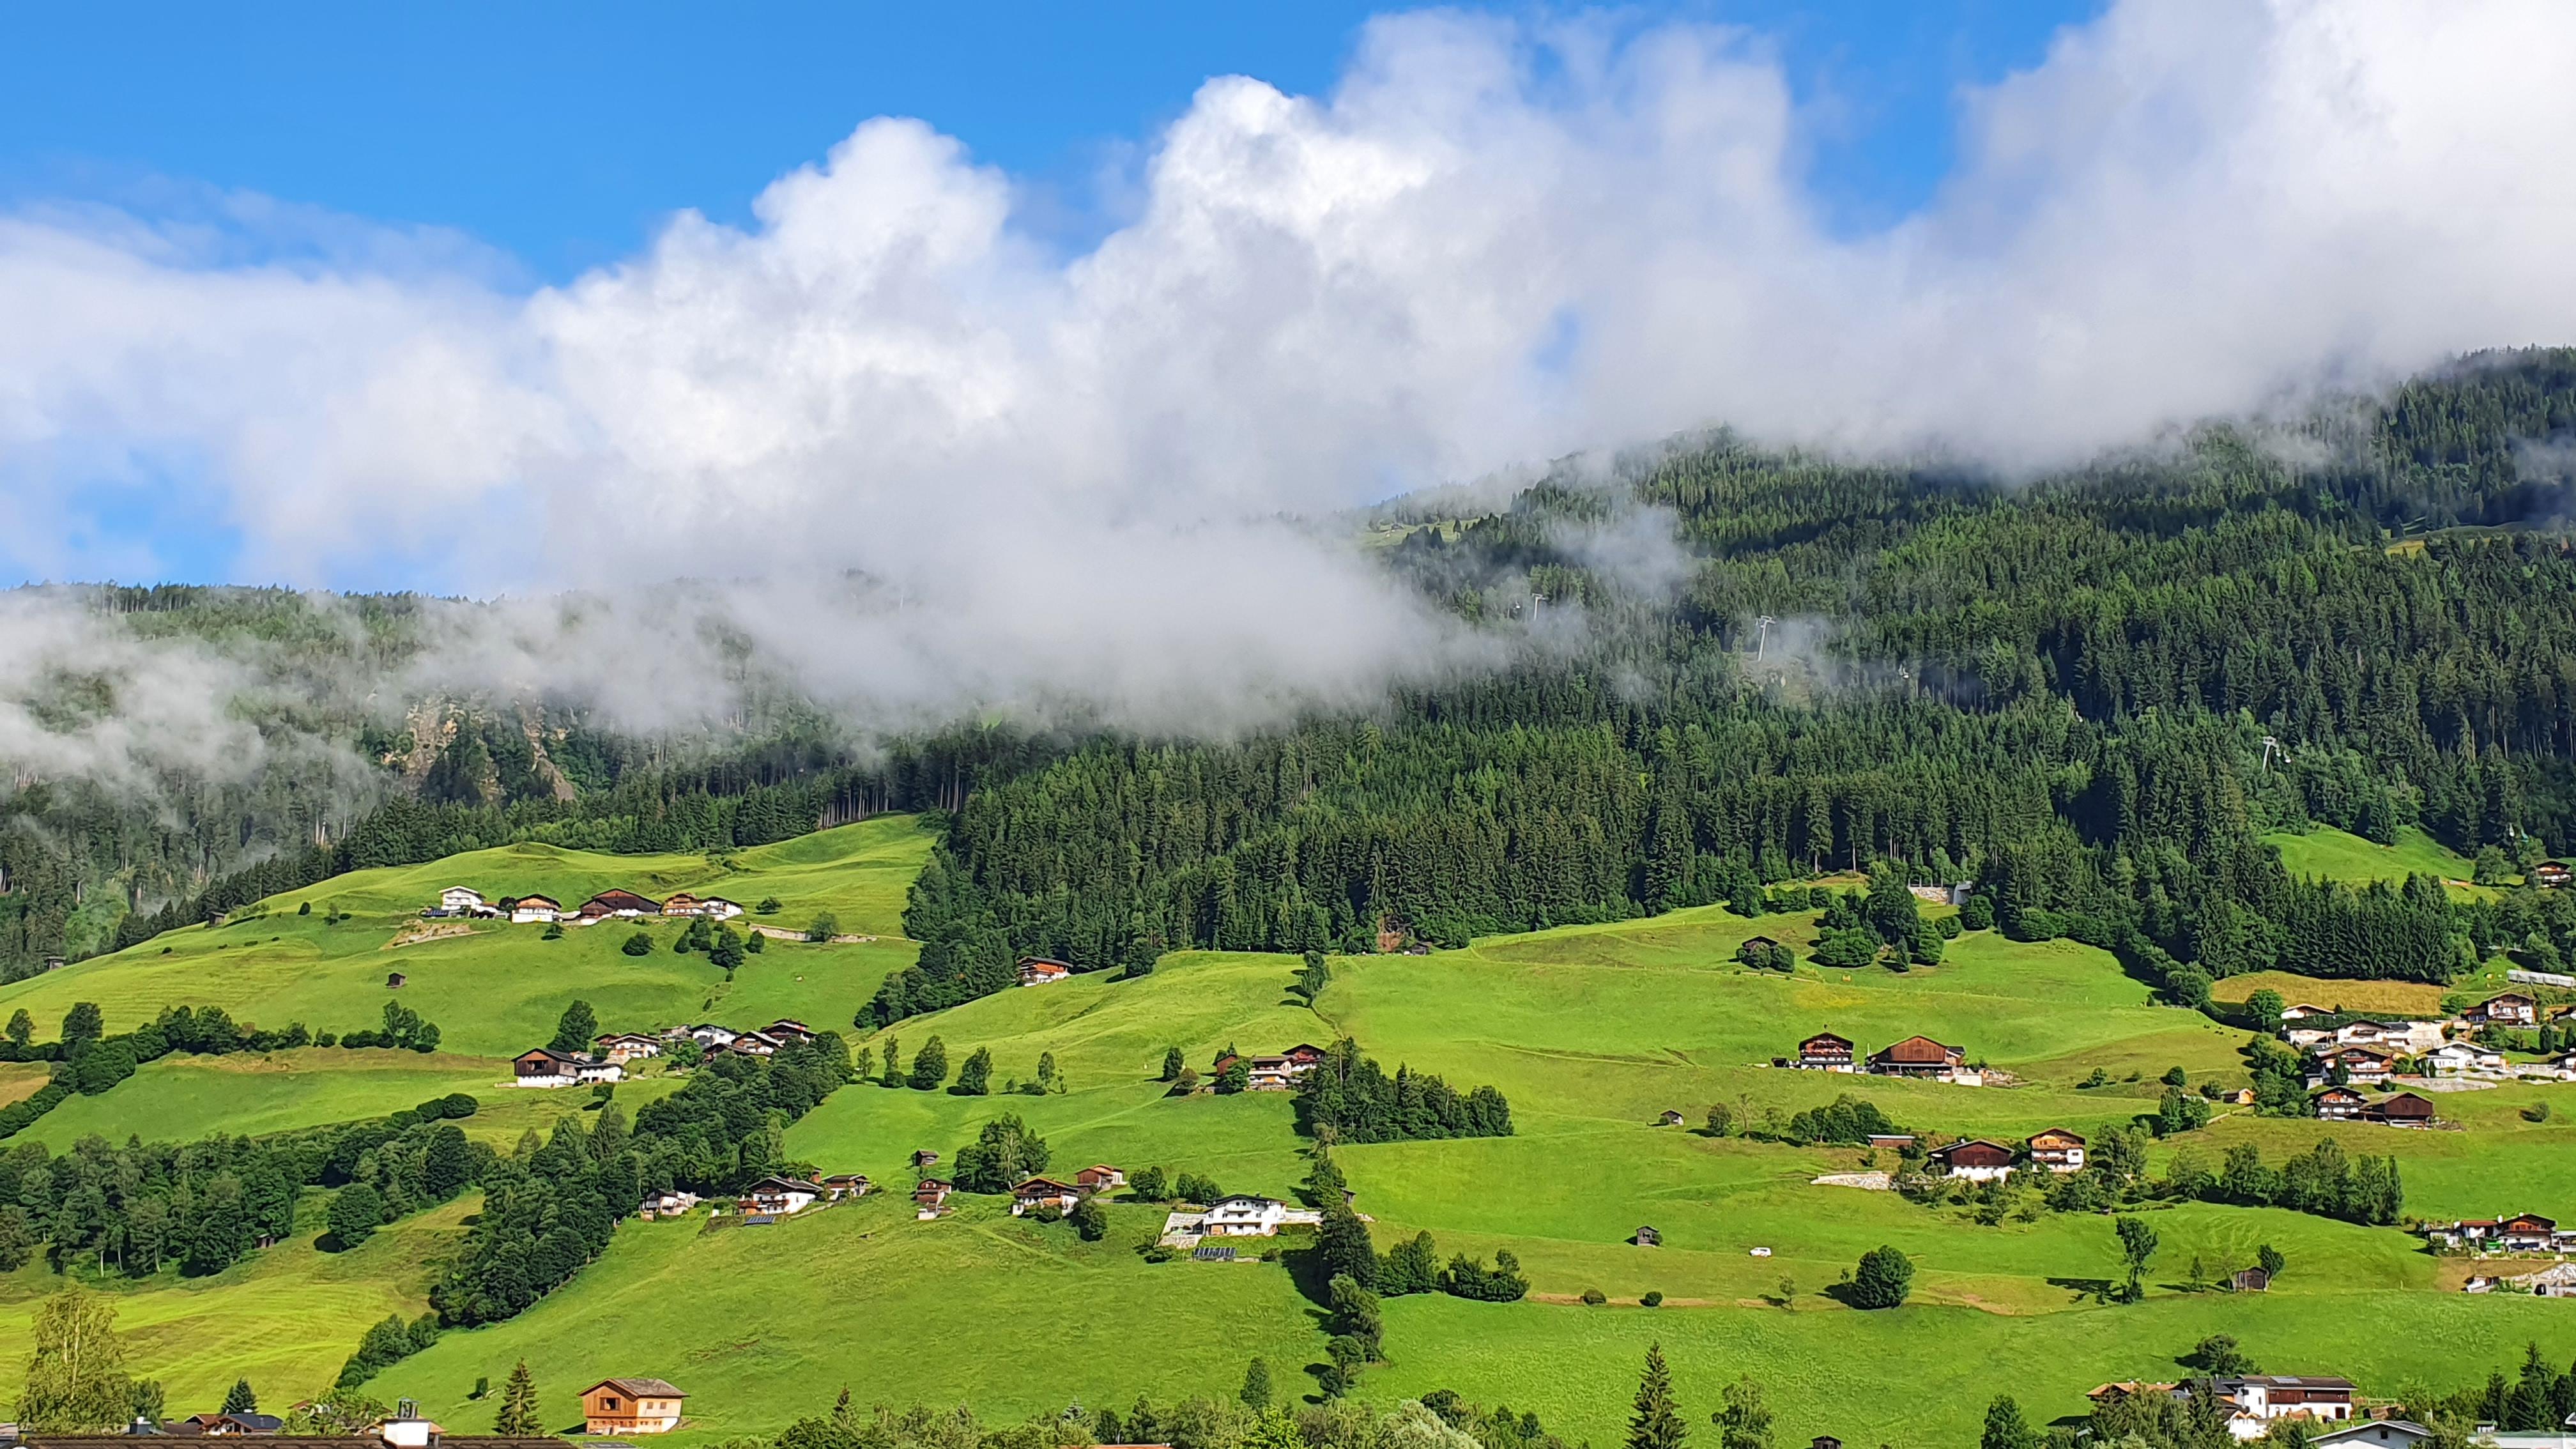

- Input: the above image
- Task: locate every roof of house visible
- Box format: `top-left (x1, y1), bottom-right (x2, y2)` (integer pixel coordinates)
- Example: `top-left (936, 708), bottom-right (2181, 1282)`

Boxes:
top-left (1019, 956), bottom-right (1073, 970)
top-left (1932, 1138), bottom-right (2014, 1162)
top-left (516, 1046), bottom-right (584, 1066)
top-left (745, 1176), bottom-right (820, 1195)
top-left (1872, 1034), bottom-right (1962, 1063)
top-left (2377, 1091), bottom-right (2438, 1115)
top-left (1012, 1177), bottom-right (1080, 1195)
top-left (514, 893), bottom-right (562, 907)
top-left (2218, 1375), bottom-right (2355, 1392)
top-left (2312, 1086), bottom-right (2365, 1101)
top-left (584, 1379), bottom-right (687, 1399)
top-left (585, 890), bottom-right (662, 910)
top-left (913, 1177), bottom-right (953, 1193)
top-left (1800, 1032), bottom-right (1854, 1049)
top-left (1208, 1193), bottom-right (1280, 1209)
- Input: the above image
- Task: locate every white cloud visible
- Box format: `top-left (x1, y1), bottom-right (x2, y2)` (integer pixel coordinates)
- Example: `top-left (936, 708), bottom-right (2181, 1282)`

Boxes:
top-left (2, 0), bottom-right (2573, 742)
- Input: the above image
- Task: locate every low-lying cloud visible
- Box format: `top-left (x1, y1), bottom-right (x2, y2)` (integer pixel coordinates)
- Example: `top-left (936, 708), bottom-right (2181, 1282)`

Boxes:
top-left (4, 0), bottom-right (2575, 756)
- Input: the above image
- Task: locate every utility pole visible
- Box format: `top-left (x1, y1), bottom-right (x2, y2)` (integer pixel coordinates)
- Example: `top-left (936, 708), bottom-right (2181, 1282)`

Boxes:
top-left (2260, 735), bottom-right (2283, 772)
top-left (1754, 615), bottom-right (1775, 661)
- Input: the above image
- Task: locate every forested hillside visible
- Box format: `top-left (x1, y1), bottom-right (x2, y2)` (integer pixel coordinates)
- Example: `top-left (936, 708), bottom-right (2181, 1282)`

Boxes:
top-left (879, 351), bottom-right (2576, 1023)
top-left (12, 351), bottom-right (2576, 1013)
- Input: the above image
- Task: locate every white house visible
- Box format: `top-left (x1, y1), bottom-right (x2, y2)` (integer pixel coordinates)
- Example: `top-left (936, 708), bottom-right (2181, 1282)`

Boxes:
top-left (440, 886), bottom-right (485, 913)
top-left (510, 894), bottom-right (562, 924)
top-left (738, 1176), bottom-right (820, 1216)
top-left (1200, 1195), bottom-right (1330, 1237)
top-left (574, 1060), bottom-right (625, 1085)
top-left (2210, 1377), bottom-right (2354, 1438)
top-left (597, 1033), bottom-right (663, 1064)
top-left (688, 1023), bottom-right (739, 1047)
top-left (2425, 1042), bottom-right (2508, 1077)
top-left (696, 897), bottom-right (746, 920)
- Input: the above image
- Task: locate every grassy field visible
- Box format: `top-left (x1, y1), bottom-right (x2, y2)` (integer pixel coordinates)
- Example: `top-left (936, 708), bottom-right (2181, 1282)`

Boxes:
top-left (2207, 971), bottom-right (2450, 1017)
top-left (14, 1050), bottom-right (680, 1152)
top-left (0, 815), bottom-right (937, 1055)
top-left (353, 909), bottom-right (2576, 1444)
top-left (12, 831), bottom-right (2576, 1443)
top-left (2264, 824), bottom-right (2487, 896)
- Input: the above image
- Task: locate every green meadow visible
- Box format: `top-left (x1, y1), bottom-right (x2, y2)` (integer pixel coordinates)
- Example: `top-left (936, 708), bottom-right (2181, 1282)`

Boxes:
top-left (8, 823), bottom-right (2576, 1445)
top-left (2262, 824), bottom-right (2488, 897)
top-left (0, 815), bottom-right (937, 1054)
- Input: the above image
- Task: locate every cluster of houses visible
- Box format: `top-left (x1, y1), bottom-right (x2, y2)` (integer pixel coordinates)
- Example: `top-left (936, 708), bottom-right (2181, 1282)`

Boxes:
top-left (2423, 1210), bottom-right (2576, 1271)
top-left (905, 1161), bottom-right (1133, 1222)
top-left (2088, 1377), bottom-right (2356, 1442)
top-left (511, 1019), bottom-right (820, 1087)
top-left (426, 885), bottom-right (746, 925)
top-left (1908, 1127), bottom-right (2090, 1183)
top-left (1787, 1032), bottom-right (1983, 1085)
top-left (2292, 993), bottom-right (2576, 1084)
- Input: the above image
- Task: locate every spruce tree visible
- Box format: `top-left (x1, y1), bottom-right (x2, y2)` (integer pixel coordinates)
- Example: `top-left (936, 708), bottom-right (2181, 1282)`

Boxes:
top-left (494, 1360), bottom-right (541, 1436)
top-left (548, 1000), bottom-right (597, 1054)
top-left (222, 1378), bottom-right (257, 1415)
top-left (1239, 1358), bottom-right (1272, 1411)
top-left (1979, 1396), bottom-right (2034, 1449)
top-left (1626, 1343), bottom-right (1688, 1449)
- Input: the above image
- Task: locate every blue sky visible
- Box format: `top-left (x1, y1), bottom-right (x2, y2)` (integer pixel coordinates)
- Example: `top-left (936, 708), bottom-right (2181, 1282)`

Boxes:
top-left (0, 1), bottom-right (2098, 283)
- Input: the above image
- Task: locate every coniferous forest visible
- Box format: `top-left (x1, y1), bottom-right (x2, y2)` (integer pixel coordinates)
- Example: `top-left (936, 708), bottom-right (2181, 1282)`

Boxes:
top-left (12, 351), bottom-right (2576, 1027)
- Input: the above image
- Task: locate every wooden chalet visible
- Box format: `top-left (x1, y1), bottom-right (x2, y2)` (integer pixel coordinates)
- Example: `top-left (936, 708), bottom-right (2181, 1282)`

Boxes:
top-left (2497, 1213), bottom-right (2559, 1252)
top-left (912, 1148), bottom-right (940, 1168)
top-left (439, 885), bottom-right (485, 912)
top-left (1795, 1032), bottom-right (1855, 1071)
top-left (1929, 1138), bottom-right (2015, 1181)
top-left (737, 1176), bottom-right (820, 1216)
top-left (581, 889), bottom-right (663, 919)
top-left (1011, 1177), bottom-right (1084, 1216)
top-left (509, 894), bottom-right (562, 924)
top-left (581, 1378), bottom-right (687, 1436)
top-left (1018, 956), bottom-right (1073, 985)
top-left (1657, 1108), bottom-right (1687, 1127)
top-left (2368, 1091), bottom-right (2438, 1128)
top-left (2533, 861), bottom-right (2573, 889)
top-left (1075, 1164), bottom-right (1126, 1191)
top-left (596, 1032), bottom-right (663, 1064)
top-left (2465, 991), bottom-right (2539, 1026)
top-left (763, 1018), bottom-right (816, 1042)
top-left (2312, 1045), bottom-right (2395, 1084)
top-left (1634, 1225), bottom-right (1661, 1247)
top-left (2310, 1085), bottom-right (2368, 1120)
top-left (2230, 1267), bottom-right (2273, 1292)
top-left (1867, 1034), bottom-right (1965, 1078)
top-left (2277, 1002), bottom-right (2337, 1021)
top-left (512, 1047), bottom-right (585, 1085)
top-left (2214, 1375), bottom-right (2355, 1427)
top-left (913, 1178), bottom-right (954, 1218)
top-left (821, 1174), bottom-right (871, 1201)
top-left (2025, 1127), bottom-right (2087, 1173)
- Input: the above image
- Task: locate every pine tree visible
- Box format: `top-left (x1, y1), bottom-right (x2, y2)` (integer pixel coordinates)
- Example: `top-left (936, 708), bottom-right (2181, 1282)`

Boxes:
top-left (494, 1360), bottom-right (541, 1436)
top-left (1239, 1358), bottom-right (1271, 1411)
top-left (548, 1000), bottom-right (597, 1054)
top-left (1979, 1396), bottom-right (2034, 1449)
top-left (1627, 1343), bottom-right (1688, 1449)
top-left (222, 1379), bottom-right (257, 1415)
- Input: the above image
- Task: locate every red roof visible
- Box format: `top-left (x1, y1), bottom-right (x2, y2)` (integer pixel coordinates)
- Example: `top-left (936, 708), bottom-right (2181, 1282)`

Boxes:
top-left (1933, 1139), bottom-right (2014, 1167)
